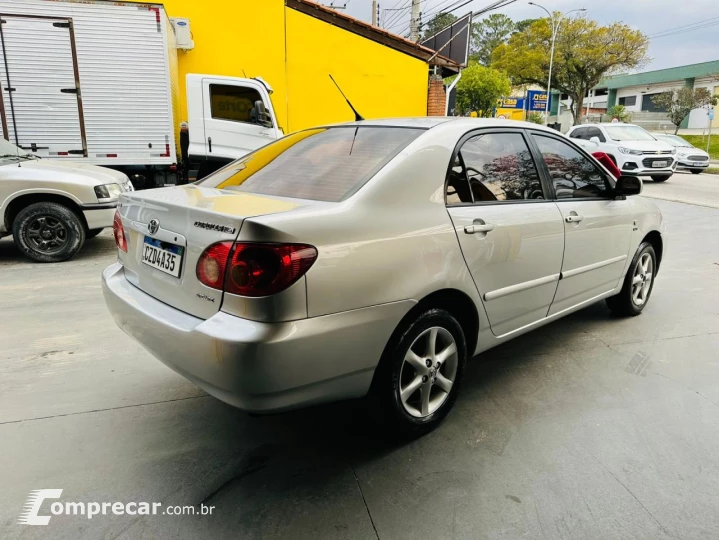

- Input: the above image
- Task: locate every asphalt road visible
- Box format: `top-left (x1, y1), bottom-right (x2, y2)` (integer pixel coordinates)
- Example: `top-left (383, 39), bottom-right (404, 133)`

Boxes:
top-left (642, 170), bottom-right (719, 208)
top-left (1, 198), bottom-right (719, 540)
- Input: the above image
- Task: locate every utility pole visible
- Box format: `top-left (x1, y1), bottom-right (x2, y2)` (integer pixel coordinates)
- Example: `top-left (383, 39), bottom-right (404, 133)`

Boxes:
top-left (372, 0), bottom-right (377, 26)
top-left (409, 0), bottom-right (421, 41)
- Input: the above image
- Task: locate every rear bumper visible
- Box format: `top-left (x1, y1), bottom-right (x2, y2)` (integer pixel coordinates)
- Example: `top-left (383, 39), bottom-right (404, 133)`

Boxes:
top-left (102, 263), bottom-right (414, 413)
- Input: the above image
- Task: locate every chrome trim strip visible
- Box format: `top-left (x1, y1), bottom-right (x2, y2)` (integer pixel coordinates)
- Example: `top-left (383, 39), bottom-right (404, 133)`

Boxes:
top-left (484, 273), bottom-right (560, 302)
top-left (561, 255), bottom-right (627, 279)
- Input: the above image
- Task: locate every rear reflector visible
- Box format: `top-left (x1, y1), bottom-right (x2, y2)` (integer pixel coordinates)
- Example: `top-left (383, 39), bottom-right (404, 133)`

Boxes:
top-left (113, 210), bottom-right (127, 252)
top-left (196, 242), bottom-right (318, 297)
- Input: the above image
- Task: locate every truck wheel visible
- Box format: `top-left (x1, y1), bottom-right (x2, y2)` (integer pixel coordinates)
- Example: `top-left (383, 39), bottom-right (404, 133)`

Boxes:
top-left (651, 175), bottom-right (671, 182)
top-left (86, 228), bottom-right (104, 239)
top-left (12, 202), bottom-right (86, 263)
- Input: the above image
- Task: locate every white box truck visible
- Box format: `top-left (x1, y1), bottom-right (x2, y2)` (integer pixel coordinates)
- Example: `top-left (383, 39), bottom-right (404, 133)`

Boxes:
top-left (0, 0), bottom-right (283, 188)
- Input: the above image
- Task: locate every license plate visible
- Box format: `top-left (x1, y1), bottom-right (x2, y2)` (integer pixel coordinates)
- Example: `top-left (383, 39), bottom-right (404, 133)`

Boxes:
top-left (142, 237), bottom-right (184, 278)
top-left (694, 162), bottom-right (705, 166)
top-left (652, 161), bottom-right (668, 168)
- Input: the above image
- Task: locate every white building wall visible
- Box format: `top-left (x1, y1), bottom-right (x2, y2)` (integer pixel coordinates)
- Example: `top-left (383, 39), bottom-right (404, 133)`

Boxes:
top-left (687, 78), bottom-right (718, 129)
top-left (615, 81), bottom-right (685, 112)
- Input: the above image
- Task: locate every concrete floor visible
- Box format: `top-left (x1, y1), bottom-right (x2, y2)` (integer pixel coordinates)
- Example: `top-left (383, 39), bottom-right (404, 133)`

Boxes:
top-left (1, 198), bottom-right (718, 540)
top-left (642, 170), bottom-right (719, 208)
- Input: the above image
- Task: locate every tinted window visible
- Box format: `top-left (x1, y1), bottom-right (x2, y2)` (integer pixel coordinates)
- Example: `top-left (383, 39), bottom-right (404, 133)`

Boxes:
top-left (199, 127), bottom-right (423, 202)
top-left (618, 96), bottom-right (637, 107)
top-left (210, 84), bottom-right (268, 125)
top-left (569, 128), bottom-right (587, 140)
top-left (532, 135), bottom-right (611, 199)
top-left (454, 132), bottom-right (545, 203)
top-left (585, 127), bottom-right (606, 142)
top-left (446, 155), bottom-right (473, 204)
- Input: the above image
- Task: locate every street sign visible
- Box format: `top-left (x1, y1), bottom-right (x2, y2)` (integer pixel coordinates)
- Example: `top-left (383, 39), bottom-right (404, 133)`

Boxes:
top-left (420, 12), bottom-right (472, 67)
top-left (709, 109), bottom-right (715, 120)
top-left (526, 90), bottom-right (552, 112)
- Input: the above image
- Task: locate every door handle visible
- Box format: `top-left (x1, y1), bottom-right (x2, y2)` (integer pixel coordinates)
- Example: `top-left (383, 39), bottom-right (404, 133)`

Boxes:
top-left (464, 222), bottom-right (495, 234)
top-left (565, 214), bottom-right (584, 223)
top-left (208, 137), bottom-right (212, 153)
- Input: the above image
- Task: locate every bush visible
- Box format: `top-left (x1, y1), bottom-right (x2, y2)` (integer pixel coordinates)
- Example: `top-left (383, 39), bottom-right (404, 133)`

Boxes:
top-left (607, 105), bottom-right (632, 123)
top-left (527, 112), bottom-right (544, 124)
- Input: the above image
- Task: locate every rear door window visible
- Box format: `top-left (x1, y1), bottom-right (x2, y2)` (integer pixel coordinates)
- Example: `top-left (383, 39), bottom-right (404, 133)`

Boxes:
top-left (199, 127), bottom-right (424, 202)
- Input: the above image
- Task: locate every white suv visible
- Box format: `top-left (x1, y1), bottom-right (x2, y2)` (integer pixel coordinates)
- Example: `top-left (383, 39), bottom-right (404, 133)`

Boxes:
top-left (567, 123), bottom-right (676, 182)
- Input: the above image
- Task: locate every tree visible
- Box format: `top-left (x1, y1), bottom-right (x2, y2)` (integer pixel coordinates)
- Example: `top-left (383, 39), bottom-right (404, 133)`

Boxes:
top-left (455, 62), bottom-right (512, 117)
top-left (651, 87), bottom-right (718, 134)
top-left (492, 15), bottom-right (649, 124)
top-left (471, 14), bottom-right (516, 66)
top-left (421, 13), bottom-right (457, 40)
top-left (513, 18), bottom-right (539, 34)
top-left (607, 104), bottom-right (632, 123)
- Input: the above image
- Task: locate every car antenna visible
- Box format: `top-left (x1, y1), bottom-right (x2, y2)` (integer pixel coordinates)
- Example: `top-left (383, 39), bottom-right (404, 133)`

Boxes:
top-left (329, 74), bottom-right (364, 121)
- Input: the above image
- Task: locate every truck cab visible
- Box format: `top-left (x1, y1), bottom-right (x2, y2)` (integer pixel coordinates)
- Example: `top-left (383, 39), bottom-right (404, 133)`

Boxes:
top-left (186, 75), bottom-right (282, 179)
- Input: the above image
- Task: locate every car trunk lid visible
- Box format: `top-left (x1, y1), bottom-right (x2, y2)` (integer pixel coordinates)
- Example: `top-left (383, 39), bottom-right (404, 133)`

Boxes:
top-left (117, 185), bottom-right (311, 319)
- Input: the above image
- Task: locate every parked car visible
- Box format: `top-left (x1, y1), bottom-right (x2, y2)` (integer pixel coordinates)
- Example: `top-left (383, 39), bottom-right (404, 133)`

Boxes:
top-left (0, 138), bottom-right (133, 262)
top-left (654, 134), bottom-right (710, 174)
top-left (567, 123), bottom-right (676, 182)
top-left (102, 118), bottom-right (666, 435)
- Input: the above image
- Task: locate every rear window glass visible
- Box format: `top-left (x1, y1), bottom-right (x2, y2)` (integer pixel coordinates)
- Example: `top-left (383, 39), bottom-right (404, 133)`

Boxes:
top-left (198, 127), bottom-right (424, 202)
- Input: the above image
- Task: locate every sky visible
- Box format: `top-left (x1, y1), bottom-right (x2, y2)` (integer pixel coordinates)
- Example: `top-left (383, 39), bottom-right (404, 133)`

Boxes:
top-left (338, 0), bottom-right (719, 72)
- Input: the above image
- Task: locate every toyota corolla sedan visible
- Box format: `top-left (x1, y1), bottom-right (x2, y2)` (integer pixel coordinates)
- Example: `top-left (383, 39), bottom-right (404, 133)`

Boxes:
top-left (103, 118), bottom-right (666, 435)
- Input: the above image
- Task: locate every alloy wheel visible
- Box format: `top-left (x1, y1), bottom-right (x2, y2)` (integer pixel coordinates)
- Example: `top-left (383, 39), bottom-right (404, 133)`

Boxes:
top-left (25, 215), bottom-right (69, 254)
top-left (631, 252), bottom-right (653, 306)
top-left (398, 326), bottom-right (458, 418)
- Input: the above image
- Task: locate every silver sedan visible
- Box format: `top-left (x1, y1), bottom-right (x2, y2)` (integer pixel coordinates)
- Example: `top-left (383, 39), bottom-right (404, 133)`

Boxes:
top-left (102, 118), bottom-right (666, 435)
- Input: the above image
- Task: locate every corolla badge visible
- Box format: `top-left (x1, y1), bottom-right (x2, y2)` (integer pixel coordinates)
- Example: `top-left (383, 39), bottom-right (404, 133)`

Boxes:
top-left (148, 219), bottom-right (160, 235)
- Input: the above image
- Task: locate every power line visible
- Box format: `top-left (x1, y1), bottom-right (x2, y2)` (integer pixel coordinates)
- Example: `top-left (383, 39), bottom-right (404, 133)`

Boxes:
top-left (383, 0), bottom-right (412, 28)
top-left (648, 15), bottom-right (719, 37)
top-left (386, 0), bottom-right (459, 32)
top-left (649, 17), bottom-right (719, 39)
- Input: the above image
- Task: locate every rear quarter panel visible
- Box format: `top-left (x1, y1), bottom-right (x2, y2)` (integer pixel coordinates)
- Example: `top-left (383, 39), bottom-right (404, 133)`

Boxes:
top-left (238, 129), bottom-right (487, 324)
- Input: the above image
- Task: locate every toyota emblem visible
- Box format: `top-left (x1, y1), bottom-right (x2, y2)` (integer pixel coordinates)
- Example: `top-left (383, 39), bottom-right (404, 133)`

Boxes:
top-left (148, 219), bottom-right (160, 235)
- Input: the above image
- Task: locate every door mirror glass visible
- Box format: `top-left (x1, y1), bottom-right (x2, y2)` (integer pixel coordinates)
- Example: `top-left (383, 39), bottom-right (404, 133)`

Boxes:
top-left (615, 175), bottom-right (642, 196)
top-left (251, 100), bottom-right (273, 128)
top-left (589, 136), bottom-right (601, 144)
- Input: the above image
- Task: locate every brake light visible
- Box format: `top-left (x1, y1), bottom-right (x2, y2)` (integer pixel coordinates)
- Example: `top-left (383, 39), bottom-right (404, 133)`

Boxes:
top-left (113, 210), bottom-right (127, 252)
top-left (196, 242), bottom-right (317, 297)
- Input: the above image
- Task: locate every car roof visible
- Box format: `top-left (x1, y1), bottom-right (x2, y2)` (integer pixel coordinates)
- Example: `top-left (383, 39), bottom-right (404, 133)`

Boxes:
top-left (575, 123), bottom-right (641, 128)
top-left (332, 117), bottom-right (563, 133)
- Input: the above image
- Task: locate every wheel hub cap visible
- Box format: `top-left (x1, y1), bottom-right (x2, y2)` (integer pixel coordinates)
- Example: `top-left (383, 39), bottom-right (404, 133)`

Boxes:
top-left (631, 253), bottom-right (654, 306)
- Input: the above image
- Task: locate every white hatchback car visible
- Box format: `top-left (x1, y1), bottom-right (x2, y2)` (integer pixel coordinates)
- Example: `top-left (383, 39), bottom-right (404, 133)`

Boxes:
top-left (567, 123), bottom-right (676, 182)
top-left (103, 118), bottom-right (666, 435)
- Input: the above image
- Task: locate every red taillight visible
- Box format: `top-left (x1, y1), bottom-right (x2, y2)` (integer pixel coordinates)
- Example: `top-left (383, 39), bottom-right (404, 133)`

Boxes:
top-left (112, 210), bottom-right (127, 253)
top-left (196, 242), bottom-right (318, 297)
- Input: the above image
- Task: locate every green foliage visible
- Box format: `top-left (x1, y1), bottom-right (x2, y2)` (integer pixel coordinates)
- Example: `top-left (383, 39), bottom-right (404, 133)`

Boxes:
top-left (470, 14), bottom-right (516, 66)
top-left (651, 88), bottom-right (718, 134)
top-left (514, 18), bottom-right (539, 34)
top-left (527, 112), bottom-right (544, 124)
top-left (681, 134), bottom-right (719, 160)
top-left (421, 13), bottom-right (458, 40)
top-left (607, 105), bottom-right (632, 123)
top-left (455, 62), bottom-right (512, 117)
top-left (492, 15), bottom-right (649, 124)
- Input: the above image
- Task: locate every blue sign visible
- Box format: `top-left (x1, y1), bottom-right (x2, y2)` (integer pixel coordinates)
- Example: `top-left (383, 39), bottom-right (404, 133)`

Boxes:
top-left (526, 90), bottom-right (552, 112)
top-left (497, 97), bottom-right (526, 109)
top-left (710, 109), bottom-right (715, 120)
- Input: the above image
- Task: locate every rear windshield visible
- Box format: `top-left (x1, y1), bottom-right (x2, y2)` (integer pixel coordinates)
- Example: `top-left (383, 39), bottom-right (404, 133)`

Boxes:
top-left (198, 126), bottom-right (424, 202)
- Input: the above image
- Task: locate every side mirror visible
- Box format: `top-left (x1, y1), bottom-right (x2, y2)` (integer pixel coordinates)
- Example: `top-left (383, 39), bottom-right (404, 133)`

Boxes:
top-left (615, 175), bottom-right (642, 197)
top-left (590, 136), bottom-right (601, 144)
top-left (250, 100), bottom-right (272, 128)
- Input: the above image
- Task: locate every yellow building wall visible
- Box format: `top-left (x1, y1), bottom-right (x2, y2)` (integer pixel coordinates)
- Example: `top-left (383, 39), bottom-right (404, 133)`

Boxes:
top-left (158, 1), bottom-right (428, 134)
top-left (284, 9), bottom-right (428, 132)
top-left (161, 0), bottom-right (289, 131)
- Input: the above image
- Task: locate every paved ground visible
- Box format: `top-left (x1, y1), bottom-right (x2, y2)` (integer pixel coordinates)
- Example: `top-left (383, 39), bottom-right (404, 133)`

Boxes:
top-left (1, 198), bottom-right (719, 540)
top-left (642, 170), bottom-right (719, 208)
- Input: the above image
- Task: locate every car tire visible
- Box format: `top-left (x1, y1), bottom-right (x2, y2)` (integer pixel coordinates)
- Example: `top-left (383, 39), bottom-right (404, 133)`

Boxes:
top-left (12, 202), bottom-right (86, 263)
top-left (370, 309), bottom-right (467, 437)
top-left (606, 242), bottom-right (657, 317)
top-left (86, 228), bottom-right (104, 239)
top-left (651, 175), bottom-right (671, 182)
top-left (690, 169), bottom-right (702, 175)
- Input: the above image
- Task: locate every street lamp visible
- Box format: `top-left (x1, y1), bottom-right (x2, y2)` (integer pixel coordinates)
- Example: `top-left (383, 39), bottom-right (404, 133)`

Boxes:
top-left (528, 3), bottom-right (586, 125)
